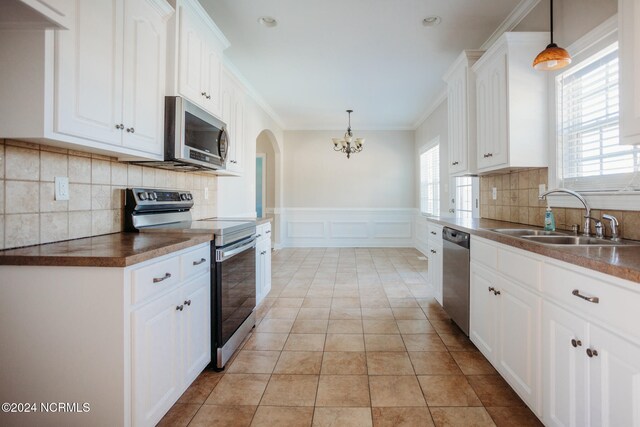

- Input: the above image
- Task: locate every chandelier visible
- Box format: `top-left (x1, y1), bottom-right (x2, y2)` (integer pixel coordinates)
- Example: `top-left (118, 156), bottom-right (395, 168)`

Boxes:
top-left (332, 109), bottom-right (364, 159)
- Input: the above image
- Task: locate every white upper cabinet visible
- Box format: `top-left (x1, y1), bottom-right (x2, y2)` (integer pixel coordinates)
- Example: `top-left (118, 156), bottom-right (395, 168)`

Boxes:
top-left (0, 0), bottom-right (173, 159)
top-left (472, 32), bottom-right (549, 173)
top-left (619, 0), bottom-right (640, 144)
top-left (444, 50), bottom-right (483, 176)
top-left (168, 0), bottom-right (227, 118)
top-left (220, 68), bottom-right (246, 174)
top-left (1, 0), bottom-right (74, 29)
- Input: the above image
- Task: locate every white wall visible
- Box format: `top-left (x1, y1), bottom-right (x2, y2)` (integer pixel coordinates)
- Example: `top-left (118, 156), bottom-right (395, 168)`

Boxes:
top-left (280, 130), bottom-right (416, 247)
top-left (283, 130), bottom-right (415, 208)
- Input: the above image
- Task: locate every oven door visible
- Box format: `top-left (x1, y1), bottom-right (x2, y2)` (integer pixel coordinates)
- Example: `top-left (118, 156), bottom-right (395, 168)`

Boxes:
top-left (213, 236), bottom-right (256, 347)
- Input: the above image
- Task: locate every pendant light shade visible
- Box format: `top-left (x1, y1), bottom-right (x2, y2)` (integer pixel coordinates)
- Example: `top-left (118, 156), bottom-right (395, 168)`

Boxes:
top-left (533, 0), bottom-right (571, 71)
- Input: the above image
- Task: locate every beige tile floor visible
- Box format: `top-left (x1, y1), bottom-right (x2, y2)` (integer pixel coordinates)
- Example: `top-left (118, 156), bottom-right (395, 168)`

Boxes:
top-left (159, 248), bottom-right (542, 427)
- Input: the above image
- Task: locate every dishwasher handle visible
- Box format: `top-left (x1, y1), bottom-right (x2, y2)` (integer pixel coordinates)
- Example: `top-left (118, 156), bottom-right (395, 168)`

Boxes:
top-left (442, 227), bottom-right (470, 249)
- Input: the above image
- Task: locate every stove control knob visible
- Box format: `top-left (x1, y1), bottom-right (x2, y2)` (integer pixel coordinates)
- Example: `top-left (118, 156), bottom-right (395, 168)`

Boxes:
top-left (138, 192), bottom-right (148, 201)
top-left (148, 192), bottom-right (157, 201)
top-left (187, 193), bottom-right (193, 200)
top-left (180, 193), bottom-right (188, 201)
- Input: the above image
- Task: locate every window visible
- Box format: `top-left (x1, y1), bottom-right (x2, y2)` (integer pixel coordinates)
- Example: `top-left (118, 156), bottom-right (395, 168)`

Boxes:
top-left (454, 176), bottom-right (479, 218)
top-left (420, 142), bottom-right (440, 215)
top-left (557, 41), bottom-right (640, 191)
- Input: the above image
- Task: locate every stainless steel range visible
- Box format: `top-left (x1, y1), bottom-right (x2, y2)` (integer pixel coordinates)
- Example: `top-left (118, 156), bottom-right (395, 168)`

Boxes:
top-left (124, 188), bottom-right (257, 370)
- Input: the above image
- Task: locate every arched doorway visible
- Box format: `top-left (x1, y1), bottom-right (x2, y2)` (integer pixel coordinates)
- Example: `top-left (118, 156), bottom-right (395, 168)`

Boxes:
top-left (255, 129), bottom-right (282, 248)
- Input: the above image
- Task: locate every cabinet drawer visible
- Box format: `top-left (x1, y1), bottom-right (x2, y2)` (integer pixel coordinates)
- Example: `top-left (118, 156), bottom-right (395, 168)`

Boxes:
top-left (498, 246), bottom-right (540, 290)
top-left (257, 222), bottom-right (271, 240)
top-left (427, 222), bottom-right (443, 239)
top-left (542, 262), bottom-right (640, 341)
top-left (471, 237), bottom-right (497, 270)
top-left (181, 245), bottom-right (210, 281)
top-left (132, 256), bottom-right (181, 305)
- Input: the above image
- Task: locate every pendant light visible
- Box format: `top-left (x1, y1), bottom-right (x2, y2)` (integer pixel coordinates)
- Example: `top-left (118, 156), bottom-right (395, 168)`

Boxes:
top-left (532, 0), bottom-right (571, 71)
top-left (331, 110), bottom-right (364, 159)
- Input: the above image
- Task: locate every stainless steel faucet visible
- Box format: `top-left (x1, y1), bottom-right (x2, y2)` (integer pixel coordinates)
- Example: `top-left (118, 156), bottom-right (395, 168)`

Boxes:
top-left (602, 214), bottom-right (620, 241)
top-left (539, 188), bottom-right (591, 237)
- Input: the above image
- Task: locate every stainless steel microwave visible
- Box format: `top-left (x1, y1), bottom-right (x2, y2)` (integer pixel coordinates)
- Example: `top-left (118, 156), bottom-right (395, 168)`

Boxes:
top-left (132, 96), bottom-right (228, 172)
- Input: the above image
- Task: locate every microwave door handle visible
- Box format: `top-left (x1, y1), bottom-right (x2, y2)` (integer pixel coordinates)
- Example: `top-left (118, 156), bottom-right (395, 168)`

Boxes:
top-left (216, 239), bottom-right (256, 262)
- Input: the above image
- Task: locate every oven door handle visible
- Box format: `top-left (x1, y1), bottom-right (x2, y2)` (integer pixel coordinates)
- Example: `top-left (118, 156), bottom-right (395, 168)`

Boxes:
top-left (216, 238), bottom-right (256, 262)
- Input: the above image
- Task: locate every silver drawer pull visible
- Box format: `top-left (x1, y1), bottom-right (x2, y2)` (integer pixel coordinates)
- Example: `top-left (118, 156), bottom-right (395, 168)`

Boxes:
top-left (176, 305), bottom-right (184, 311)
top-left (184, 300), bottom-right (191, 306)
top-left (193, 258), bottom-right (207, 266)
top-left (266, 230), bottom-right (271, 234)
top-left (153, 273), bottom-right (172, 283)
top-left (586, 348), bottom-right (598, 358)
top-left (572, 289), bottom-right (599, 304)
top-left (571, 339), bottom-right (582, 348)
top-left (430, 231), bottom-right (436, 235)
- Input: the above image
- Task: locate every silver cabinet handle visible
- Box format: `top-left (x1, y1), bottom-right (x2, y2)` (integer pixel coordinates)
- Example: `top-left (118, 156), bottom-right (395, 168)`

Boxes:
top-left (256, 234), bottom-right (262, 238)
top-left (184, 300), bottom-right (191, 306)
top-left (153, 272), bottom-right (172, 283)
top-left (176, 305), bottom-right (184, 311)
top-left (572, 289), bottom-right (599, 304)
top-left (430, 231), bottom-right (436, 235)
top-left (586, 348), bottom-right (598, 358)
top-left (115, 123), bottom-right (124, 129)
top-left (201, 91), bottom-right (207, 97)
top-left (452, 161), bottom-right (459, 165)
top-left (126, 127), bottom-right (135, 133)
top-left (266, 230), bottom-right (271, 234)
top-left (430, 249), bottom-right (436, 254)
top-left (193, 258), bottom-right (207, 266)
top-left (571, 339), bottom-right (582, 348)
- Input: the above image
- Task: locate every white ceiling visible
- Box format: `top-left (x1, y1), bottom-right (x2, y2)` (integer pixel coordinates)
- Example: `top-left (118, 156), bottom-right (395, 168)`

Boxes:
top-left (200, 0), bottom-right (523, 130)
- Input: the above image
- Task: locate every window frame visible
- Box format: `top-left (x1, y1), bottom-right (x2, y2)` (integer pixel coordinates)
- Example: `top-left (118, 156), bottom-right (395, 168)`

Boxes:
top-left (419, 137), bottom-right (440, 216)
top-left (547, 14), bottom-right (640, 210)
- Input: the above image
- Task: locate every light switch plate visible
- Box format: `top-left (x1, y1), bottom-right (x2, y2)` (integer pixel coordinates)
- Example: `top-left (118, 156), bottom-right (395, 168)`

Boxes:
top-left (55, 176), bottom-right (69, 201)
top-left (492, 187), bottom-right (497, 200)
top-left (539, 183), bottom-right (546, 197)
top-left (204, 187), bottom-right (209, 200)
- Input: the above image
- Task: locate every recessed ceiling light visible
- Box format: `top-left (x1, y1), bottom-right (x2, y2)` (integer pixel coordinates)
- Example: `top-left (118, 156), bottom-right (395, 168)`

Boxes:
top-left (258, 16), bottom-right (278, 28)
top-left (422, 16), bottom-right (442, 27)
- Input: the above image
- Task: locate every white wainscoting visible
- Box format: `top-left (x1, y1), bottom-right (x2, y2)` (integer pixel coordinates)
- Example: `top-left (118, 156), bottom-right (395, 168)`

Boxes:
top-left (280, 208), bottom-right (418, 247)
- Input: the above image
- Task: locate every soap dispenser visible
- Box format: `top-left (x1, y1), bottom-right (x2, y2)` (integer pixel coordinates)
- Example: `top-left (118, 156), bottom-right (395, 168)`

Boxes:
top-left (544, 206), bottom-right (556, 231)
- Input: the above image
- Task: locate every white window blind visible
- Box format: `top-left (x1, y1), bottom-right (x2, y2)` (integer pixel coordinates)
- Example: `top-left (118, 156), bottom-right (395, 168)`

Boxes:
top-left (557, 42), bottom-right (640, 191)
top-left (420, 144), bottom-right (440, 215)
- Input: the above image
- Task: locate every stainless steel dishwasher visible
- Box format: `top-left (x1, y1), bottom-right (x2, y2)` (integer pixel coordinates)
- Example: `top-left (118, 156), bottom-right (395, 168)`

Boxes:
top-left (442, 227), bottom-right (470, 335)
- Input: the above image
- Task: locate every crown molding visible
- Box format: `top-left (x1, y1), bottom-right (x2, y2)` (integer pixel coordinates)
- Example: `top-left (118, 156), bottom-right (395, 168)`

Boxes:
top-left (480, 0), bottom-right (542, 50)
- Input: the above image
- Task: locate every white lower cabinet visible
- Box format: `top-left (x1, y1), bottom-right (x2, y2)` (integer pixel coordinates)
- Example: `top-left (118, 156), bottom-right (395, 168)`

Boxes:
top-left (132, 273), bottom-right (209, 426)
top-left (470, 235), bottom-right (640, 426)
top-left (427, 220), bottom-right (443, 305)
top-left (256, 222), bottom-right (272, 304)
top-left (0, 242), bottom-right (211, 427)
top-left (470, 258), bottom-right (541, 415)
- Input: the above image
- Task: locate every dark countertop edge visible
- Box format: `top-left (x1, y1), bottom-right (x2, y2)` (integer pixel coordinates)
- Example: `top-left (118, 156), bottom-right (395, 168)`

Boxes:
top-left (0, 235), bottom-right (213, 268)
top-left (428, 217), bottom-right (640, 284)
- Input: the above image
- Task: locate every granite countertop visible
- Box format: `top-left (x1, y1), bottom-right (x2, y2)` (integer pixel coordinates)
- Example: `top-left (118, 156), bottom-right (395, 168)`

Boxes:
top-left (0, 233), bottom-right (213, 268)
top-left (428, 217), bottom-right (640, 284)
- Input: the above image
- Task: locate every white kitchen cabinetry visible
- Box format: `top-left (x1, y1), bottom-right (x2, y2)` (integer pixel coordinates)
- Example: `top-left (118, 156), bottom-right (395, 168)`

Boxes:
top-left (619, 0), bottom-right (640, 144)
top-left (170, 0), bottom-right (226, 117)
top-left (443, 50), bottom-right (483, 175)
top-left (470, 237), bottom-right (541, 415)
top-left (426, 220), bottom-right (443, 305)
top-left (541, 260), bottom-right (640, 427)
top-left (0, 242), bottom-right (211, 427)
top-left (220, 68), bottom-right (246, 174)
top-left (472, 32), bottom-right (549, 173)
top-left (0, 0), bottom-right (172, 159)
top-left (256, 222), bottom-right (272, 304)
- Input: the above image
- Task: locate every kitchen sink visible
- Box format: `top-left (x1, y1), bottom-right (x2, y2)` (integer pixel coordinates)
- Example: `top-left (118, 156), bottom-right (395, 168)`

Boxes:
top-left (488, 228), bottom-right (567, 237)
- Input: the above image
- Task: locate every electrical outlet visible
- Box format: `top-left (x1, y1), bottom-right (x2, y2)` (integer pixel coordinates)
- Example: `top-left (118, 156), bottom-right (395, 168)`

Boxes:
top-left (204, 187), bottom-right (209, 200)
top-left (492, 187), bottom-right (497, 200)
top-left (539, 183), bottom-right (546, 197)
top-left (55, 177), bottom-right (69, 201)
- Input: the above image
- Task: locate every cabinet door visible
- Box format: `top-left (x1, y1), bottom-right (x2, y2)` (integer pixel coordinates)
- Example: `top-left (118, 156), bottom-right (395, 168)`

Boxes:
top-left (202, 43), bottom-right (222, 117)
top-left (428, 239), bottom-right (443, 305)
top-left (448, 68), bottom-right (466, 174)
top-left (588, 324), bottom-right (640, 427)
top-left (55, 0), bottom-right (124, 145)
top-left (132, 287), bottom-right (182, 427)
top-left (122, 0), bottom-right (166, 155)
top-left (496, 277), bottom-right (541, 414)
top-left (182, 274), bottom-right (211, 383)
top-left (255, 238), bottom-right (265, 304)
top-left (542, 301), bottom-right (588, 427)
top-left (619, 0), bottom-right (640, 144)
top-left (262, 236), bottom-right (272, 299)
top-left (228, 90), bottom-right (245, 172)
top-left (470, 262), bottom-right (497, 362)
top-left (178, 5), bottom-right (206, 108)
top-left (18, 0), bottom-right (74, 29)
top-left (476, 67), bottom-right (490, 169)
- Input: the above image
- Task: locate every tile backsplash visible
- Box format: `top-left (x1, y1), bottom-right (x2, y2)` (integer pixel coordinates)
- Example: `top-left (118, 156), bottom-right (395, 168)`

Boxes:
top-left (480, 167), bottom-right (640, 241)
top-left (0, 139), bottom-right (217, 250)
